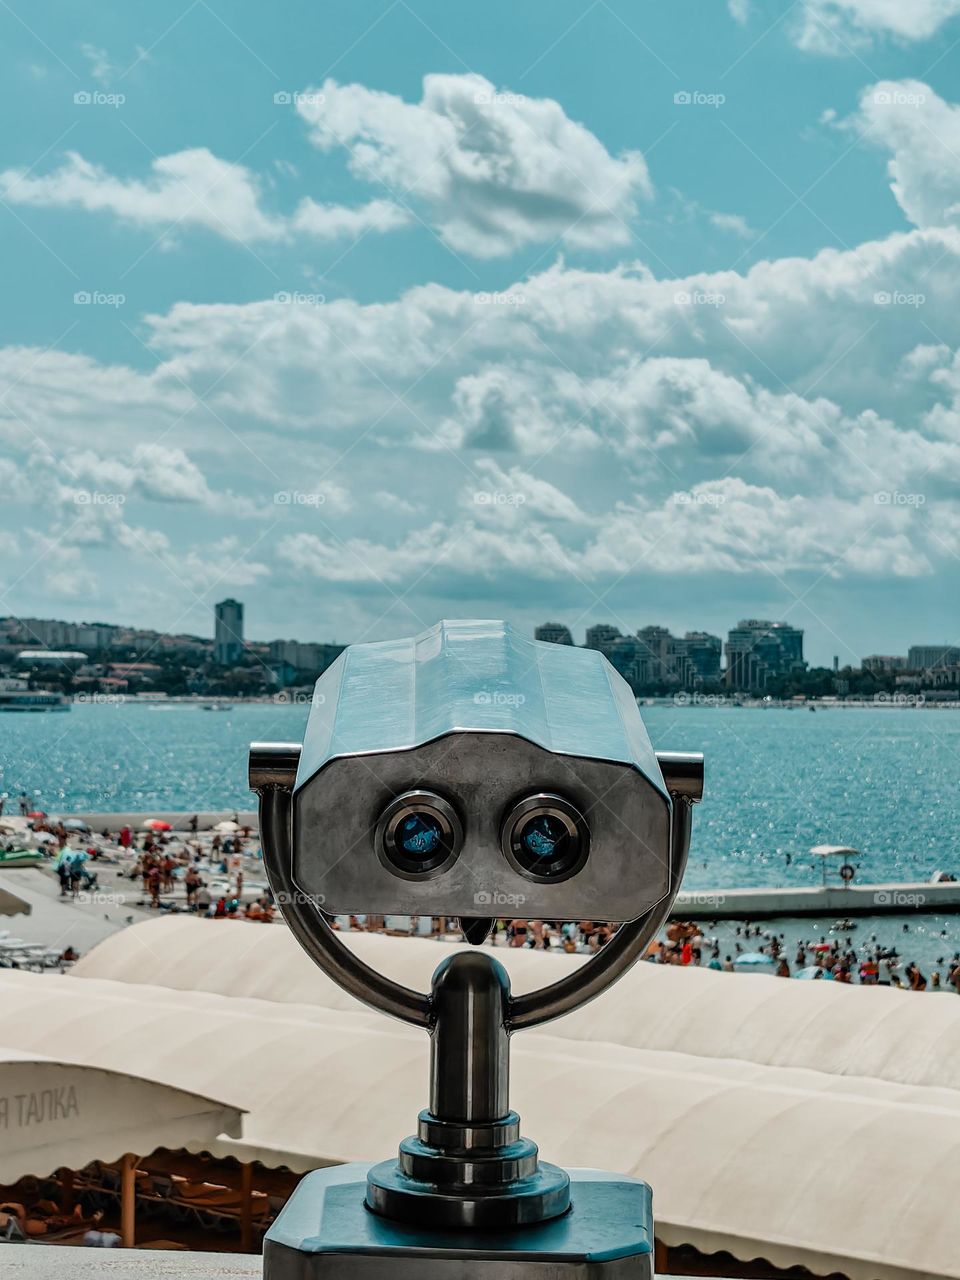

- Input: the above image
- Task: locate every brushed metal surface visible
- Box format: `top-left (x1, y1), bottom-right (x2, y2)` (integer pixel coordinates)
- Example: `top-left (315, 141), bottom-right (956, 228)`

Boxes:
top-left (293, 731), bottom-right (671, 920)
top-left (295, 621), bottom-right (667, 793)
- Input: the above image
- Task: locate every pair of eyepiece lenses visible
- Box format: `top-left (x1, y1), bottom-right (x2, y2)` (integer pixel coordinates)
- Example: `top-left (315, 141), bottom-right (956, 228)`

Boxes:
top-left (376, 789), bottom-right (588, 883)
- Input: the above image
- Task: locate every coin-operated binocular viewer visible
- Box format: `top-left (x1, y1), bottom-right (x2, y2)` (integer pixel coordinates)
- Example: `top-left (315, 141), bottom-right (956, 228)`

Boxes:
top-left (250, 620), bottom-right (703, 1279)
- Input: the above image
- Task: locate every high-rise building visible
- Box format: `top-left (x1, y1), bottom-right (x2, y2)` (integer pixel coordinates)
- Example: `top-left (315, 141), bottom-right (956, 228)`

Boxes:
top-left (214, 599), bottom-right (244, 666)
top-left (907, 645), bottom-right (960, 671)
top-left (584, 624), bottom-right (622, 652)
top-left (863, 655), bottom-right (907, 674)
top-left (535, 623), bottom-right (574, 646)
top-left (636, 626), bottom-right (675, 684)
top-left (678, 631), bottom-right (722, 686)
top-left (267, 639), bottom-right (344, 673)
top-left (724, 620), bottom-right (805, 690)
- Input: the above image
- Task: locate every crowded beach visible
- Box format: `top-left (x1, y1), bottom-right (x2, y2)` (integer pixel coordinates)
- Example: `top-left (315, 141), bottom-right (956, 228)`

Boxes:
top-left (1, 809), bottom-right (958, 992)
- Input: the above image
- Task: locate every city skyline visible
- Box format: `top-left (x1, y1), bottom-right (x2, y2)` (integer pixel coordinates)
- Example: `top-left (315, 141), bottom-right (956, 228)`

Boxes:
top-left (5, 602), bottom-right (957, 676)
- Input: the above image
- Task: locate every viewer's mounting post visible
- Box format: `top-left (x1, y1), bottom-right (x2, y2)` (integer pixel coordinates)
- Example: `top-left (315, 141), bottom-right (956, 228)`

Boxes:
top-left (250, 619), bottom-right (703, 1278)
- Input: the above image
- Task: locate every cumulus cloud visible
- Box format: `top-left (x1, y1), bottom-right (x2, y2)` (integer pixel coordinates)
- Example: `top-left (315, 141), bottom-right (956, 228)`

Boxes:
top-left (275, 478), bottom-right (933, 587)
top-left (0, 148), bottom-right (407, 245)
top-left (291, 196), bottom-right (409, 238)
top-left (851, 81), bottom-right (960, 230)
top-left (296, 73), bottom-right (651, 257)
top-left (2, 223), bottom-right (960, 624)
top-left (63, 444), bottom-right (213, 504)
top-left (792, 0), bottom-right (960, 52)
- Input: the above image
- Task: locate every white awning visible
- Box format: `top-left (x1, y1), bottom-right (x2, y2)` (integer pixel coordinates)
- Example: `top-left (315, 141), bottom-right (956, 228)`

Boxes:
top-left (0, 885), bottom-right (30, 917)
top-left (4, 918), bottom-right (958, 1280)
top-left (0, 1048), bottom-right (243, 1180)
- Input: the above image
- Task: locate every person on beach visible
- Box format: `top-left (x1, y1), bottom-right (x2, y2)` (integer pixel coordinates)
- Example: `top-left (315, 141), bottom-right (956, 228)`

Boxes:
top-left (147, 863), bottom-right (161, 908)
top-left (55, 850), bottom-right (71, 897)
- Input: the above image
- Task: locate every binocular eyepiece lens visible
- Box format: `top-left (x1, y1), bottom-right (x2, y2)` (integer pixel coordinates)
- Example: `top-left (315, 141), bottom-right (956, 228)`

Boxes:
top-left (397, 813), bottom-right (443, 857)
top-left (501, 794), bottom-right (589, 883)
top-left (376, 791), bottom-right (463, 879)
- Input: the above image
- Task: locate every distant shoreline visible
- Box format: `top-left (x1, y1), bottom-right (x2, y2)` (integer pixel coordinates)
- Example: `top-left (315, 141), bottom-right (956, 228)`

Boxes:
top-left (55, 695), bottom-right (960, 710)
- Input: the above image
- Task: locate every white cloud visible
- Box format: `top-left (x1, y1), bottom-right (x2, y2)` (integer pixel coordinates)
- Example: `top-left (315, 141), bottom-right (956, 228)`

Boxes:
top-left (292, 197), bottom-right (409, 238)
top-left (78, 43), bottom-right (115, 86)
top-left (275, 478), bottom-right (934, 587)
top-left (851, 81), bottom-right (960, 230)
top-left (728, 0), bottom-right (750, 22)
top-left (792, 0), bottom-right (960, 52)
top-left (708, 211), bottom-right (754, 238)
top-left (0, 148), bottom-right (406, 246)
top-left (63, 444), bottom-right (212, 504)
top-left (296, 73), bottom-right (651, 257)
top-left (2, 223), bottom-right (960, 622)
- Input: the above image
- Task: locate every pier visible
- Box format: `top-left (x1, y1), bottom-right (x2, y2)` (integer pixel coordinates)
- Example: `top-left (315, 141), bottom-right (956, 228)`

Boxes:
top-left (672, 879), bottom-right (960, 920)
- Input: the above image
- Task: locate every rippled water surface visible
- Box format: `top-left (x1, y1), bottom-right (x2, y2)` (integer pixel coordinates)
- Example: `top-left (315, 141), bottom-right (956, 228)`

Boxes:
top-left (2, 703), bottom-right (959, 886)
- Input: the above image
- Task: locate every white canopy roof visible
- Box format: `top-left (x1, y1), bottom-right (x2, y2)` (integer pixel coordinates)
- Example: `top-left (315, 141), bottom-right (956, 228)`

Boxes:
top-left (0, 1047), bottom-right (242, 1180)
top-left (74, 918), bottom-right (960, 1093)
top-left (3, 919), bottom-right (957, 1280)
top-left (0, 884), bottom-right (30, 917)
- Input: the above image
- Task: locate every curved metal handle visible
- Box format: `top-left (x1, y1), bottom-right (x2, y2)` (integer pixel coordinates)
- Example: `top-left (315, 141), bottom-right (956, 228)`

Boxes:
top-left (256, 782), bottom-right (432, 1028)
top-left (251, 742), bottom-right (700, 1036)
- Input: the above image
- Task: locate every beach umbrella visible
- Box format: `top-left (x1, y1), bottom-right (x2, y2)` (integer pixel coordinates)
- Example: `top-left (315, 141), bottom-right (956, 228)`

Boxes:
top-left (143, 819), bottom-right (172, 831)
top-left (214, 820), bottom-right (241, 834)
top-left (27, 811), bottom-right (46, 820)
top-left (812, 942), bottom-right (833, 953)
top-left (63, 818), bottom-right (90, 832)
top-left (795, 965), bottom-right (829, 980)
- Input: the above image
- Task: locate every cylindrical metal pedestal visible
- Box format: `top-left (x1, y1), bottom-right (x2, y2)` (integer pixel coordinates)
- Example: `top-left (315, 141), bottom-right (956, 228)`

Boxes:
top-left (365, 951), bottom-right (571, 1230)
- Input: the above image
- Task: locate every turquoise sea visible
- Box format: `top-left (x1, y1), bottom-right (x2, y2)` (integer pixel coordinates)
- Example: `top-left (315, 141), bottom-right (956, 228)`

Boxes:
top-left (2, 702), bottom-right (958, 886)
top-left (3, 702), bottom-right (960, 975)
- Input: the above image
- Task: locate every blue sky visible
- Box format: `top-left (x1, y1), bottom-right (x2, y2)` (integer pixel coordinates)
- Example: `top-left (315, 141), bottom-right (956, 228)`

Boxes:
top-left (2, 0), bottom-right (960, 664)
